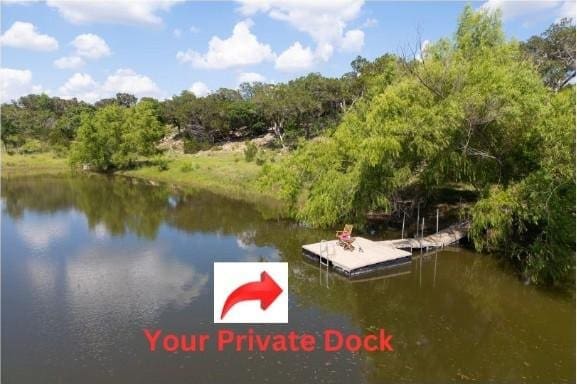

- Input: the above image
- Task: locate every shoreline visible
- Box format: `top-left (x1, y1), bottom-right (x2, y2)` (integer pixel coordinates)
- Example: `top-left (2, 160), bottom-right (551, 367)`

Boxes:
top-left (1, 151), bottom-right (287, 214)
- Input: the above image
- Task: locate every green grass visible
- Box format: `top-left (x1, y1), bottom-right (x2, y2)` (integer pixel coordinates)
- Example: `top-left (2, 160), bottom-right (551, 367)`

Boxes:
top-left (1, 152), bottom-right (70, 176)
top-left (120, 150), bottom-right (283, 206)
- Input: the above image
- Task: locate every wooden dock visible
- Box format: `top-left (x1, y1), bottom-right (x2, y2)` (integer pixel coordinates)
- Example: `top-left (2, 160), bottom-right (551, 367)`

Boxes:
top-left (302, 237), bottom-right (412, 278)
top-left (302, 221), bottom-right (469, 278)
top-left (378, 221), bottom-right (470, 251)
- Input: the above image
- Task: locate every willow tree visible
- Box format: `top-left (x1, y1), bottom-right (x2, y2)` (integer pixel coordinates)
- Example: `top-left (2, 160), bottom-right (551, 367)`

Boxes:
top-left (470, 87), bottom-right (575, 285)
top-left (261, 6), bottom-right (547, 226)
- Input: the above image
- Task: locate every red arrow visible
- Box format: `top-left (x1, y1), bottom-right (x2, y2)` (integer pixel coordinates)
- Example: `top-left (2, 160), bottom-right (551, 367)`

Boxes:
top-left (220, 271), bottom-right (283, 319)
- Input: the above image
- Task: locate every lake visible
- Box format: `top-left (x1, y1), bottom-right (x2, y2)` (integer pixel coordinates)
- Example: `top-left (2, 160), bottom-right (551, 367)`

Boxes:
top-left (1, 175), bottom-right (574, 383)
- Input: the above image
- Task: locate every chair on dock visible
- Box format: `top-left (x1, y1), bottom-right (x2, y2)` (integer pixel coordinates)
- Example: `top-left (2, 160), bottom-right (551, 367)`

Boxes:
top-left (336, 224), bottom-right (355, 251)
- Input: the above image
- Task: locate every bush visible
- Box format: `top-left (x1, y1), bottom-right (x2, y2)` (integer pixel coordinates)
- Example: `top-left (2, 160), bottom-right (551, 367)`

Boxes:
top-left (154, 156), bottom-right (169, 171)
top-left (255, 153), bottom-right (266, 166)
top-left (19, 139), bottom-right (44, 154)
top-left (244, 141), bottom-right (258, 162)
top-left (183, 138), bottom-right (211, 154)
top-left (51, 145), bottom-right (69, 158)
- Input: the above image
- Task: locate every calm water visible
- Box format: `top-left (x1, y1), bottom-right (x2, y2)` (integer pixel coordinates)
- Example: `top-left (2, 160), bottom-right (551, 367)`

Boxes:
top-left (1, 175), bottom-right (574, 383)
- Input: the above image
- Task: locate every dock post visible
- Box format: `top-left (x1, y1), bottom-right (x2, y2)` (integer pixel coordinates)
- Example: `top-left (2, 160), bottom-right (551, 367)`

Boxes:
top-left (436, 209), bottom-right (439, 234)
top-left (416, 203), bottom-right (420, 239)
top-left (401, 212), bottom-right (406, 240)
top-left (433, 251), bottom-right (438, 287)
top-left (422, 217), bottom-right (425, 239)
top-left (420, 217), bottom-right (425, 254)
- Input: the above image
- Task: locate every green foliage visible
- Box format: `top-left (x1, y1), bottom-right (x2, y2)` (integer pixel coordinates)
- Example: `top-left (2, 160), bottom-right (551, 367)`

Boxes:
top-left (244, 141), bottom-right (258, 162)
top-left (18, 139), bottom-right (45, 154)
top-left (456, 5), bottom-right (504, 56)
top-left (1, 95), bottom-right (94, 151)
top-left (471, 88), bottom-right (576, 285)
top-left (255, 152), bottom-right (266, 166)
top-left (70, 101), bottom-right (165, 171)
top-left (154, 156), bottom-right (169, 171)
top-left (183, 138), bottom-right (210, 154)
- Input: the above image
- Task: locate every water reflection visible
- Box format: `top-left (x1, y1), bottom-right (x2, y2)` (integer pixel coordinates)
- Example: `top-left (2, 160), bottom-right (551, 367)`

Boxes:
top-left (17, 214), bottom-right (71, 250)
top-left (1, 175), bottom-right (575, 384)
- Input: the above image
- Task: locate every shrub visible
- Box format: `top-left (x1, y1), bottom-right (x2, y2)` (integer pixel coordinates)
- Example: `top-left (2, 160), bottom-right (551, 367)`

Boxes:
top-left (183, 138), bottom-right (211, 154)
top-left (255, 153), bottom-right (266, 166)
top-left (19, 139), bottom-right (44, 154)
top-left (244, 141), bottom-right (258, 162)
top-left (154, 156), bottom-right (169, 171)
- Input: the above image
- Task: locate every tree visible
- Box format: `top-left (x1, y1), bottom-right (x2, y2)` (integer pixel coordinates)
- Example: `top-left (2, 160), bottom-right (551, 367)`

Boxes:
top-left (471, 88), bottom-right (575, 285)
top-left (50, 101), bottom-right (94, 147)
top-left (115, 93), bottom-right (138, 107)
top-left (521, 18), bottom-right (576, 90)
top-left (253, 84), bottom-right (291, 147)
top-left (70, 101), bottom-right (164, 170)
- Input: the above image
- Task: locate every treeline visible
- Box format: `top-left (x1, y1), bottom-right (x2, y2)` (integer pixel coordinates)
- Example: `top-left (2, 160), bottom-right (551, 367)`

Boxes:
top-left (1, 57), bottom-right (395, 160)
top-left (261, 7), bottom-right (575, 286)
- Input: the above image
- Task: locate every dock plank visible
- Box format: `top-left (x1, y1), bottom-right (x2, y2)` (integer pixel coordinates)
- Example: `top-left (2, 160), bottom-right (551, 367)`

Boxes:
top-left (302, 237), bottom-right (412, 276)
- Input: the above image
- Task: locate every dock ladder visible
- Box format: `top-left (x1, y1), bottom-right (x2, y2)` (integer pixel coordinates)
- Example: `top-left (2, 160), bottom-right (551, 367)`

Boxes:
top-left (319, 240), bottom-right (330, 270)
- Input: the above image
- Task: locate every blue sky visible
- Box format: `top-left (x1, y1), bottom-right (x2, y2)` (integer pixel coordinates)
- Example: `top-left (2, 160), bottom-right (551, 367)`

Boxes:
top-left (1, 0), bottom-right (574, 103)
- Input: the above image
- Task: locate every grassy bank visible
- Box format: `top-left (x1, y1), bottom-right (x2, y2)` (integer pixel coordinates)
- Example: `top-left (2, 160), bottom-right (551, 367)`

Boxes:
top-left (2, 150), bottom-right (283, 209)
top-left (120, 150), bottom-right (282, 207)
top-left (1, 152), bottom-right (70, 176)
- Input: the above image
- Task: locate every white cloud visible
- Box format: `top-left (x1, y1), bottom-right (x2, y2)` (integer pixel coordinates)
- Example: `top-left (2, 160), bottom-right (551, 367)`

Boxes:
top-left (46, 0), bottom-right (181, 25)
top-left (58, 73), bottom-right (100, 102)
top-left (0, 21), bottom-right (59, 51)
top-left (177, 19), bottom-right (274, 69)
top-left (558, 1), bottom-right (576, 19)
top-left (315, 42), bottom-right (334, 62)
top-left (238, 72), bottom-right (266, 84)
top-left (102, 69), bottom-right (162, 97)
top-left (189, 81), bottom-right (210, 97)
top-left (72, 34), bottom-right (111, 59)
top-left (54, 56), bottom-right (85, 70)
top-left (0, 68), bottom-right (44, 103)
top-left (275, 42), bottom-right (315, 72)
top-left (173, 28), bottom-right (182, 38)
top-left (481, 0), bottom-right (574, 21)
top-left (341, 29), bottom-right (364, 52)
top-left (1, 0), bottom-right (32, 4)
top-left (63, 246), bottom-right (208, 333)
top-left (16, 215), bottom-right (69, 250)
top-left (237, 0), bottom-right (365, 60)
top-left (57, 69), bottom-right (162, 103)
